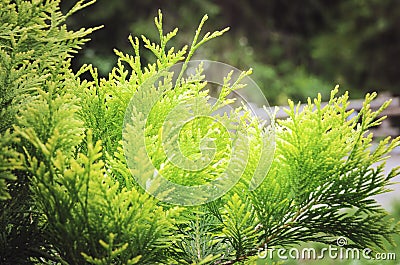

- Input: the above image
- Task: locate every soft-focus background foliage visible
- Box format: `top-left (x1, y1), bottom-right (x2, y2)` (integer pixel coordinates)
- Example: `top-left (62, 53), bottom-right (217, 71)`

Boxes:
top-left (62, 0), bottom-right (400, 105)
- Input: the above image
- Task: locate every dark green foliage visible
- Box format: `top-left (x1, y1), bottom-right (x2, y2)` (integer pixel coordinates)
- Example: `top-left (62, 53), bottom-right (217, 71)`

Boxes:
top-left (0, 130), bottom-right (21, 200)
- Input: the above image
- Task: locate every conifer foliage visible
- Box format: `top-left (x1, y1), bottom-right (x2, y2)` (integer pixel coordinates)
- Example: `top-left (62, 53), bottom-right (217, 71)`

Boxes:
top-left (1, 1), bottom-right (399, 264)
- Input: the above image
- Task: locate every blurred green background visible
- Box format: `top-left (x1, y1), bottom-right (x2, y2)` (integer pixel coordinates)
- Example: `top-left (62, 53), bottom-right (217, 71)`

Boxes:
top-left (62, 0), bottom-right (400, 106)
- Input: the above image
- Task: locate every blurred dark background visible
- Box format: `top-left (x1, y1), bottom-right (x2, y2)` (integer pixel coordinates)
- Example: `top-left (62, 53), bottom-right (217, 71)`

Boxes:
top-left (62, 0), bottom-right (400, 105)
